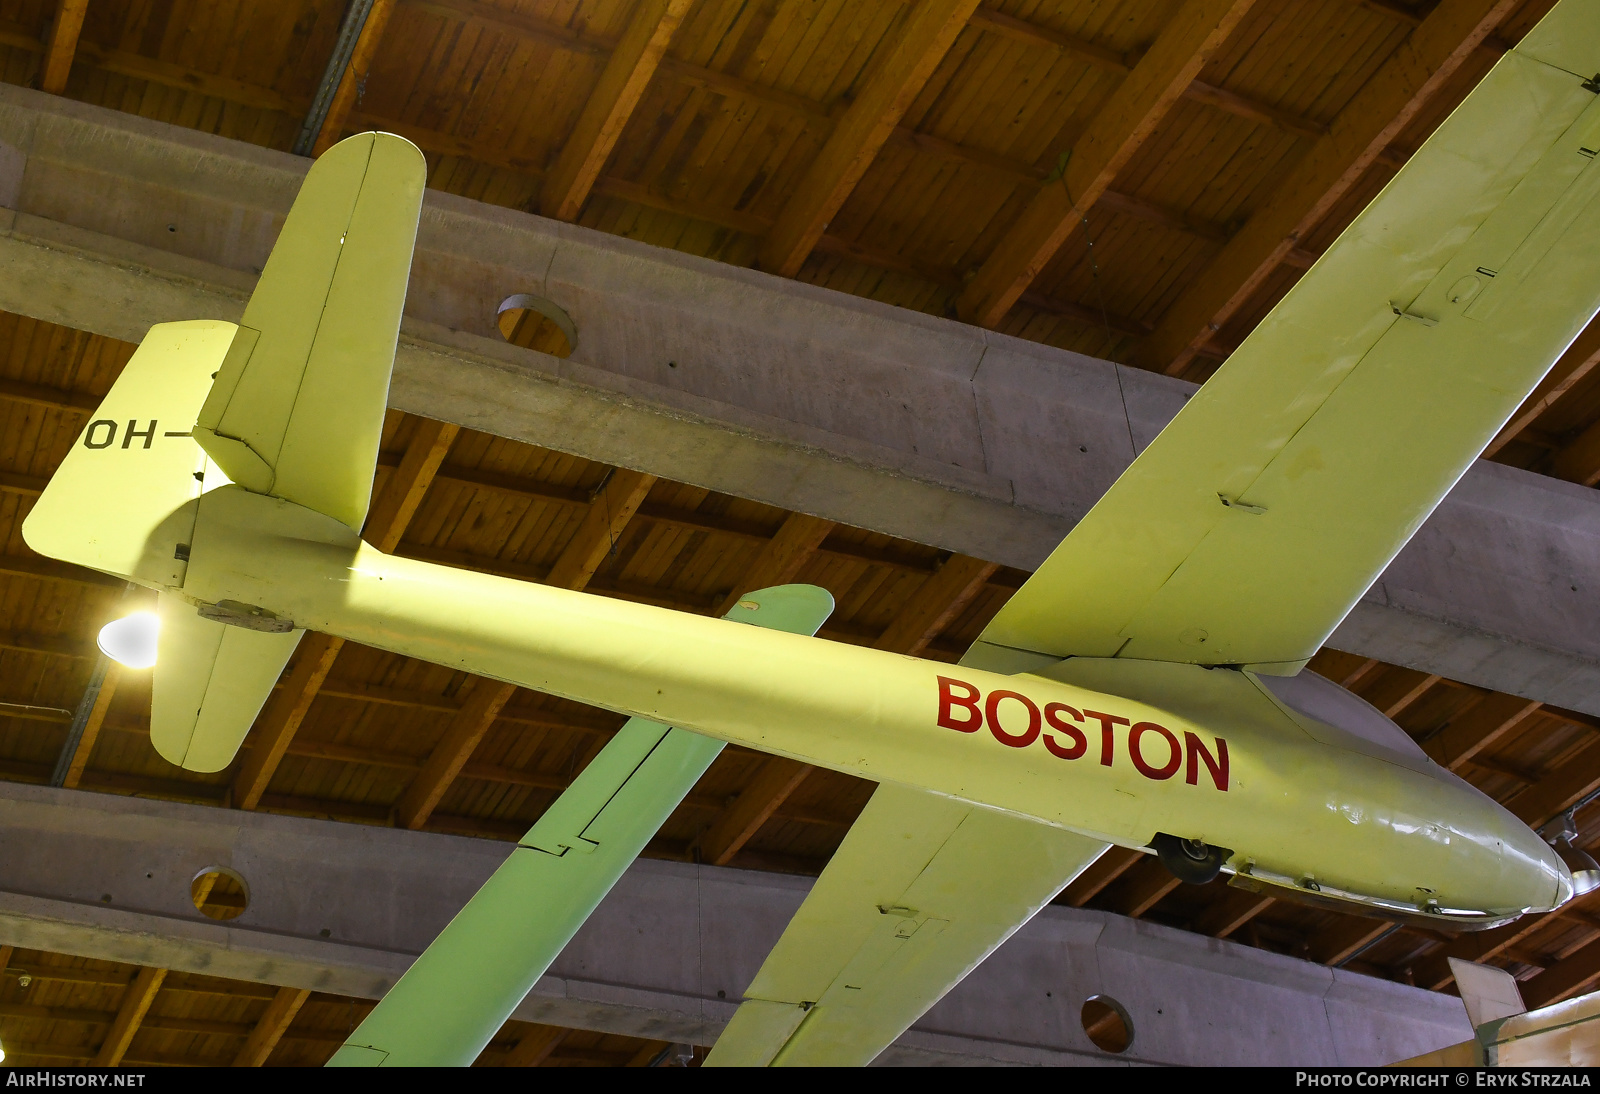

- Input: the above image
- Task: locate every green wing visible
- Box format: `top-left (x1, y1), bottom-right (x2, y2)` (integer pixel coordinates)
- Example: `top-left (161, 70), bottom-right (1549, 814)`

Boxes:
top-left (194, 132), bottom-right (424, 533)
top-left (326, 585), bottom-right (835, 1067)
top-left (980, 2), bottom-right (1600, 673)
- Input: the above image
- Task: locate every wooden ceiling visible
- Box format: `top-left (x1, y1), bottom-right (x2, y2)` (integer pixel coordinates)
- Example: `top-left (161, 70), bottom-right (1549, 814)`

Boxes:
top-left (1, 0), bottom-right (1600, 1067)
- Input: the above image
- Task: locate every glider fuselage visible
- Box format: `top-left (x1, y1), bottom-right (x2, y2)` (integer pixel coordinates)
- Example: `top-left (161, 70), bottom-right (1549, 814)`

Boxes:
top-left (180, 483), bottom-right (1571, 924)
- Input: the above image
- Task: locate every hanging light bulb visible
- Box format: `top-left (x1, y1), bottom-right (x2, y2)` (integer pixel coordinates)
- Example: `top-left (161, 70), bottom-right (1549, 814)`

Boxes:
top-left (97, 610), bottom-right (160, 669)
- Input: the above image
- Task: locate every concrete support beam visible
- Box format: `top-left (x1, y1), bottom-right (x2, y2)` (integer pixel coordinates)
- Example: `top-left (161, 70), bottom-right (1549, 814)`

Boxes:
top-left (0, 783), bottom-right (1469, 1066)
top-left (2, 86), bottom-right (1600, 711)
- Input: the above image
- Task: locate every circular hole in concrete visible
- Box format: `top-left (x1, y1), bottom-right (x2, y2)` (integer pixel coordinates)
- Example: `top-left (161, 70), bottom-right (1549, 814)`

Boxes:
top-left (1081, 994), bottom-right (1133, 1053)
top-left (190, 866), bottom-right (249, 921)
top-left (497, 293), bottom-right (576, 358)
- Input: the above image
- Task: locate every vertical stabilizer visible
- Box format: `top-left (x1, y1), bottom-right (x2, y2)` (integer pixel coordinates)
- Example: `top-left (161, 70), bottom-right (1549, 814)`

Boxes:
top-left (194, 132), bottom-right (426, 533)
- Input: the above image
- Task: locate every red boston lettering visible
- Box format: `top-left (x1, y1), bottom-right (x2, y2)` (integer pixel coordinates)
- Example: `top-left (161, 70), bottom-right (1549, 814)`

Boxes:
top-left (936, 676), bottom-right (983, 733)
top-left (986, 690), bottom-right (1041, 748)
top-left (1185, 732), bottom-right (1230, 791)
top-left (1129, 721), bottom-right (1181, 780)
top-left (1043, 703), bottom-right (1087, 760)
top-left (1083, 710), bottom-right (1130, 767)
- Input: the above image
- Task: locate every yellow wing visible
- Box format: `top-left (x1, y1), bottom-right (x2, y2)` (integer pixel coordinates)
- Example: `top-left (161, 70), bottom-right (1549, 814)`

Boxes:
top-left (979, 3), bottom-right (1600, 673)
top-left (194, 132), bottom-right (425, 533)
top-left (706, 783), bottom-right (1107, 1066)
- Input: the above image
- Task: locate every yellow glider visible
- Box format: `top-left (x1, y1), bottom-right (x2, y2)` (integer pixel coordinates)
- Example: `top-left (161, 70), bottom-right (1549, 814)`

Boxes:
top-left (17, 0), bottom-right (1600, 1067)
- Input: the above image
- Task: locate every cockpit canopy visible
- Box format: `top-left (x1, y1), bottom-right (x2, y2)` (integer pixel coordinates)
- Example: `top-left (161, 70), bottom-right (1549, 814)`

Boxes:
top-left (1255, 669), bottom-right (1430, 767)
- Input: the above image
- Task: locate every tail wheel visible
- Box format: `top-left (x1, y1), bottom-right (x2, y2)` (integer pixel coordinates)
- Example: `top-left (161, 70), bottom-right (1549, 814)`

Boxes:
top-left (1151, 832), bottom-right (1232, 885)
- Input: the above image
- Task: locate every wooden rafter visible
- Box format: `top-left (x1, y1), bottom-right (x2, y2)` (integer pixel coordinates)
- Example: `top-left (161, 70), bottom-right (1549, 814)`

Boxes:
top-left (759, 0), bottom-right (983, 278)
top-left (1309, 918), bottom-right (1392, 966)
top-left (957, 0), bottom-right (1256, 328)
top-left (94, 965), bottom-right (165, 1067)
top-left (232, 986), bottom-right (311, 1067)
top-left (395, 678), bottom-right (517, 829)
top-left (1135, 0), bottom-right (1519, 376)
top-left (502, 1024), bottom-right (567, 1066)
top-left (541, 0), bottom-right (694, 221)
top-left (1195, 891), bottom-right (1274, 938)
top-left (1508, 739), bottom-right (1600, 829)
top-left (1112, 860), bottom-right (1184, 918)
top-left (872, 554), bottom-right (998, 657)
top-left (1060, 846), bottom-right (1144, 906)
top-left (1486, 318), bottom-right (1600, 457)
top-left (232, 632), bottom-right (346, 811)
top-left (1523, 933), bottom-right (1600, 1007)
top-left (700, 756), bottom-right (815, 866)
top-left (1422, 692), bottom-right (1542, 770)
top-left (311, 0), bottom-right (399, 157)
top-left (544, 469), bottom-right (657, 590)
top-left (1411, 901), bottom-right (1576, 989)
top-left (713, 513), bottom-right (834, 616)
top-left (364, 419), bottom-right (460, 554)
top-left (57, 662), bottom-right (119, 790)
top-left (37, 0), bottom-right (87, 95)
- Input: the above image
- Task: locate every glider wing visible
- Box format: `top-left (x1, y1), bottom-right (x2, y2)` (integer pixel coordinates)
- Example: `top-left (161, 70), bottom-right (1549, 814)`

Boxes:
top-left (978, 3), bottom-right (1600, 673)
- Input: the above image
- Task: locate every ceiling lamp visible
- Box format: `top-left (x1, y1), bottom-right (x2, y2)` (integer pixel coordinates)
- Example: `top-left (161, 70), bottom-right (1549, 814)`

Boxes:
top-left (97, 610), bottom-right (159, 670)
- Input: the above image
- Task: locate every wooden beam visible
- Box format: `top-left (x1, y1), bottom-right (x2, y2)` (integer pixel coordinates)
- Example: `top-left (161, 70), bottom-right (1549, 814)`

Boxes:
top-left (700, 756), bottom-right (815, 866)
top-left (873, 554), bottom-right (998, 656)
top-left (1423, 692), bottom-right (1542, 770)
top-left (1549, 417), bottom-right (1600, 486)
top-left (94, 965), bottom-right (165, 1067)
top-left (1195, 890), bottom-right (1273, 938)
top-left (1379, 673), bottom-right (1439, 718)
top-left (311, 0), bottom-right (398, 157)
top-left (1508, 738), bottom-right (1600, 830)
top-left (38, 0), bottom-right (88, 94)
top-left (759, 0), bottom-right (983, 277)
top-left (1411, 906), bottom-right (1569, 989)
top-left (541, 0), bottom-right (693, 221)
top-left (714, 513), bottom-right (835, 616)
top-left (1309, 918), bottom-right (1392, 966)
top-left (1112, 859), bottom-right (1183, 917)
top-left (1523, 933), bottom-right (1600, 1008)
top-left (395, 678), bottom-right (517, 829)
top-left (502, 1025), bottom-right (567, 1066)
top-left (363, 419), bottom-right (459, 552)
top-left (59, 663), bottom-right (119, 790)
top-left (1184, 78), bottom-right (1327, 141)
top-left (1486, 318), bottom-right (1600, 457)
top-left (544, 468), bottom-right (657, 590)
top-left (0, 553), bottom-right (121, 589)
top-left (1061, 846), bottom-right (1144, 906)
top-left (1136, 0), bottom-right (1518, 375)
top-left (957, 0), bottom-right (1256, 328)
top-left (231, 986), bottom-right (311, 1067)
top-left (232, 632), bottom-right (345, 811)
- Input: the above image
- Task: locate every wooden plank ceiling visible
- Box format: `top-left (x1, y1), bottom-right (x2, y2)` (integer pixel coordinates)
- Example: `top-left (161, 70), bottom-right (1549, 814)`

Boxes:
top-left (0, 0), bottom-right (1599, 1067)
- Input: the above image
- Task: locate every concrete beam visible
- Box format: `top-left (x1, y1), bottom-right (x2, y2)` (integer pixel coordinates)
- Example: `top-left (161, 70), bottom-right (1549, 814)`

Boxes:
top-left (1, 85), bottom-right (1599, 711)
top-left (0, 782), bottom-right (1469, 1066)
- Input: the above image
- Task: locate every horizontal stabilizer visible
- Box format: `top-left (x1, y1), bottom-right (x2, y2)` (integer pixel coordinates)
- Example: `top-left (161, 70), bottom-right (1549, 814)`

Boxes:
top-left (151, 591), bottom-right (301, 772)
top-left (195, 132), bottom-right (425, 533)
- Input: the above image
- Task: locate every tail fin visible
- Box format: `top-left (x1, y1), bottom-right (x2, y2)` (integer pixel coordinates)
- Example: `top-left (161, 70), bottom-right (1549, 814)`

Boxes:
top-left (23, 132), bottom-right (426, 772)
top-left (194, 131), bottom-right (425, 532)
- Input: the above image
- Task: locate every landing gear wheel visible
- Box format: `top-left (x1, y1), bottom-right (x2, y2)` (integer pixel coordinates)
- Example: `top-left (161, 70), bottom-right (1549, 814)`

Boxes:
top-left (1151, 833), bottom-right (1232, 885)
